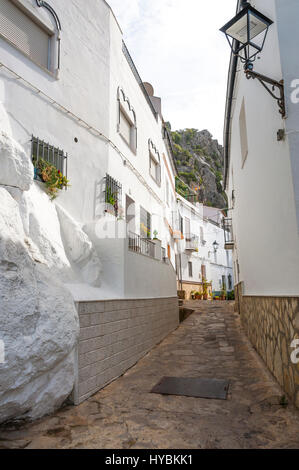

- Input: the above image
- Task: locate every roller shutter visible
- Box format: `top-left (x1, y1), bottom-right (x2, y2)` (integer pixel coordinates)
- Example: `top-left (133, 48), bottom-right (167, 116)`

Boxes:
top-left (0, 0), bottom-right (51, 69)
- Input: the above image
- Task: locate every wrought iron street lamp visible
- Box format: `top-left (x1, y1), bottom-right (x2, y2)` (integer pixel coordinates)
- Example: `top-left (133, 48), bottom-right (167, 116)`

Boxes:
top-left (220, 1), bottom-right (286, 118)
top-left (220, 2), bottom-right (272, 64)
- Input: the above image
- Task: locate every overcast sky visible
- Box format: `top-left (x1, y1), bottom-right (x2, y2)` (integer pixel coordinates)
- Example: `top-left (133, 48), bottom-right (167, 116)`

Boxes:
top-left (108, 0), bottom-right (237, 144)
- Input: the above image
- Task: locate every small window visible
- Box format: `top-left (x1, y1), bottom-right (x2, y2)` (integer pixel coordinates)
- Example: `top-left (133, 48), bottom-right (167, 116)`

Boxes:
top-left (188, 262), bottom-right (193, 277)
top-left (118, 88), bottom-right (137, 153)
top-left (239, 98), bottom-right (248, 168)
top-left (149, 153), bottom-right (161, 185)
top-left (140, 206), bottom-right (151, 239)
top-left (105, 174), bottom-right (122, 217)
top-left (0, 0), bottom-right (53, 70)
top-left (148, 140), bottom-right (161, 186)
top-left (31, 136), bottom-right (67, 179)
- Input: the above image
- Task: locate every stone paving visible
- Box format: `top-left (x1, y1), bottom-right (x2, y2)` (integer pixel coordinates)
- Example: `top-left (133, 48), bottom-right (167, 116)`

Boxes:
top-left (0, 301), bottom-right (299, 449)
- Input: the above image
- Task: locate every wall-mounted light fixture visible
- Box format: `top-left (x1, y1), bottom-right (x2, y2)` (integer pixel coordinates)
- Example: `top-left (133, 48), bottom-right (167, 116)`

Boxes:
top-left (220, 1), bottom-right (286, 118)
top-left (213, 241), bottom-right (219, 252)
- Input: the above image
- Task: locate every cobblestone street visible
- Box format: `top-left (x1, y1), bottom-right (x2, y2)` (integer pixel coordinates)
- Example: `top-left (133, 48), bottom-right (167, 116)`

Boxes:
top-left (1, 301), bottom-right (298, 449)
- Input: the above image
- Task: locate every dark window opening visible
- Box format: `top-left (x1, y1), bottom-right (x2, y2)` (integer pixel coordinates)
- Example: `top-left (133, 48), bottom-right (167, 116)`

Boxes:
top-left (140, 207), bottom-right (151, 239)
top-left (105, 174), bottom-right (122, 217)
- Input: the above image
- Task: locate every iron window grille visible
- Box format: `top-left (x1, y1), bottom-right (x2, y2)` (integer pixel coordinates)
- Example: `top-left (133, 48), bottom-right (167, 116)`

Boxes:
top-left (31, 135), bottom-right (67, 182)
top-left (104, 174), bottom-right (122, 217)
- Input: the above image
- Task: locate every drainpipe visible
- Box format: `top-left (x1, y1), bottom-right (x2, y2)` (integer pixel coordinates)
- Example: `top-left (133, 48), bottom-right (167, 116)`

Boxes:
top-left (223, 0), bottom-right (248, 190)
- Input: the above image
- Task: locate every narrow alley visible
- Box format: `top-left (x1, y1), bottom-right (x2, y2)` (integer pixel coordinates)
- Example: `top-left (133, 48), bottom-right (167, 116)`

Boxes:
top-left (1, 302), bottom-right (298, 450)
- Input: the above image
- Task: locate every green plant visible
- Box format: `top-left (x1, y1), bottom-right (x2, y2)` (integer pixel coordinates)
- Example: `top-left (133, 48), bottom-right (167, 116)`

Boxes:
top-left (106, 187), bottom-right (117, 206)
top-left (227, 290), bottom-right (235, 301)
top-left (35, 158), bottom-right (69, 200)
top-left (202, 278), bottom-right (209, 296)
top-left (153, 230), bottom-right (158, 239)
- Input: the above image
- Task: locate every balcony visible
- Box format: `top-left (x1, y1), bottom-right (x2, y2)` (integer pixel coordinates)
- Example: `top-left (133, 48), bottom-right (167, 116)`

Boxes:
top-left (171, 211), bottom-right (184, 240)
top-left (128, 232), bottom-right (168, 263)
top-left (223, 218), bottom-right (234, 250)
top-left (185, 233), bottom-right (199, 252)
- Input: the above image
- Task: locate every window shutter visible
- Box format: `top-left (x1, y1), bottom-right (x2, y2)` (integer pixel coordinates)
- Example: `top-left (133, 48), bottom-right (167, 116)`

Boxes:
top-left (157, 162), bottom-right (161, 185)
top-left (0, 0), bottom-right (51, 69)
top-left (131, 126), bottom-right (137, 153)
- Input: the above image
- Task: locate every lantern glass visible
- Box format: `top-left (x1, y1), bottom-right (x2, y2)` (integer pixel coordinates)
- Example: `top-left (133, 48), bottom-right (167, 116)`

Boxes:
top-left (220, 6), bottom-right (273, 50)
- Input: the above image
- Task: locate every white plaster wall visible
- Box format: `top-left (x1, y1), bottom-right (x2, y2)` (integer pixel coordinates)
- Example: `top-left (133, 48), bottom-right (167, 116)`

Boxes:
top-left (0, 0), bottom-right (178, 300)
top-left (107, 11), bottom-right (177, 269)
top-left (0, 0), bottom-right (111, 224)
top-left (176, 194), bottom-right (233, 292)
top-left (227, 0), bottom-right (299, 296)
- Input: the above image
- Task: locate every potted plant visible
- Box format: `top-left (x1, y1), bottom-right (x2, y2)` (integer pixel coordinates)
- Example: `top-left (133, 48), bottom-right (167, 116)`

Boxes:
top-left (34, 158), bottom-right (69, 200)
top-left (202, 278), bottom-right (209, 300)
top-left (191, 290), bottom-right (196, 300)
top-left (220, 288), bottom-right (227, 300)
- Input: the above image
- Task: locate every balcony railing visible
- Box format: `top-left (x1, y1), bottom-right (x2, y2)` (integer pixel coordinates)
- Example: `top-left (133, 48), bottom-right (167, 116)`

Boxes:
top-left (222, 218), bottom-right (234, 250)
top-left (128, 232), bottom-right (168, 263)
top-left (185, 233), bottom-right (199, 252)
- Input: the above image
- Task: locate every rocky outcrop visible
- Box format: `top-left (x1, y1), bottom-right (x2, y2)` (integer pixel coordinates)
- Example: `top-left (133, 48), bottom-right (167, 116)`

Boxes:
top-left (0, 131), bottom-right (106, 423)
top-left (56, 205), bottom-right (102, 287)
top-left (171, 128), bottom-right (227, 208)
top-left (0, 132), bottom-right (34, 191)
top-left (0, 187), bottom-right (79, 423)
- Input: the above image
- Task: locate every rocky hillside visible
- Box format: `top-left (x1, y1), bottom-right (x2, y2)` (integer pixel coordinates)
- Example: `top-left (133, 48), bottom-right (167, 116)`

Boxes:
top-left (169, 127), bottom-right (227, 209)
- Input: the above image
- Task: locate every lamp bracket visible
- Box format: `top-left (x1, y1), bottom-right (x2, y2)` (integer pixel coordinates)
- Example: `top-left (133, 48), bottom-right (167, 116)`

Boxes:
top-left (245, 68), bottom-right (286, 118)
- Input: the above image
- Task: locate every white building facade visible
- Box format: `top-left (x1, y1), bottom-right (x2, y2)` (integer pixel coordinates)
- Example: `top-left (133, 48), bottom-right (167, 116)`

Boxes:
top-left (0, 0), bottom-right (179, 421)
top-left (223, 0), bottom-right (299, 407)
top-left (175, 194), bottom-right (233, 299)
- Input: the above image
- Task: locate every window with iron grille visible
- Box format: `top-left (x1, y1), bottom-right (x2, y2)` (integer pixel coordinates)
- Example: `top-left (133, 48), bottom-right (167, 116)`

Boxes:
top-left (31, 136), bottom-right (67, 181)
top-left (188, 262), bottom-right (193, 277)
top-left (105, 174), bottom-right (122, 217)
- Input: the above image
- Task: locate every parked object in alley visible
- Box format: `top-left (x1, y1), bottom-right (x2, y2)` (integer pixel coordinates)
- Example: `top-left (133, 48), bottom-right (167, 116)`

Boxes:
top-left (151, 377), bottom-right (230, 400)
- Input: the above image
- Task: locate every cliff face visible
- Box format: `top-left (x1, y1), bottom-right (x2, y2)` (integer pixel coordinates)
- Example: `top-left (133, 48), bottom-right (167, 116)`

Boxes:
top-left (171, 128), bottom-right (227, 209)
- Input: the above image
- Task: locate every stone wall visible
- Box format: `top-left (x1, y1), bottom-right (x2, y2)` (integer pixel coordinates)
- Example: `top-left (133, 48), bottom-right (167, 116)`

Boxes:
top-left (177, 281), bottom-right (212, 300)
top-left (74, 297), bottom-right (179, 404)
top-left (236, 285), bottom-right (299, 408)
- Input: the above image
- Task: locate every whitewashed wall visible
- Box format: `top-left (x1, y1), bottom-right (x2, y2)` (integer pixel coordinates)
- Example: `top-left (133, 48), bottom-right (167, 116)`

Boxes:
top-left (176, 195), bottom-right (233, 292)
top-left (226, 0), bottom-right (299, 296)
top-left (0, 0), bottom-right (178, 300)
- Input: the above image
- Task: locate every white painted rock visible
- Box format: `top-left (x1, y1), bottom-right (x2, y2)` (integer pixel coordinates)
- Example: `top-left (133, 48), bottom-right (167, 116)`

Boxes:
top-left (56, 204), bottom-right (102, 286)
top-left (0, 188), bottom-right (79, 424)
top-left (0, 132), bottom-right (34, 191)
top-left (8, 184), bottom-right (72, 274)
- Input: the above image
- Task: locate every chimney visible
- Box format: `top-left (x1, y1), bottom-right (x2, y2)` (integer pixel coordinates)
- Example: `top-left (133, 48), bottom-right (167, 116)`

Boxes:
top-left (143, 82), bottom-right (162, 118)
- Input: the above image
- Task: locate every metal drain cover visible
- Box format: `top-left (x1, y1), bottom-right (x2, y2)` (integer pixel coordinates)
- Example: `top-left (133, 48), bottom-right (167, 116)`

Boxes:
top-left (151, 377), bottom-right (229, 400)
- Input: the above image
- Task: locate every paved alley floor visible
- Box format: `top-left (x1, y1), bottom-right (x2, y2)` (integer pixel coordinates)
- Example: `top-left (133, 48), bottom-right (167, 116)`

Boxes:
top-left (1, 301), bottom-right (299, 449)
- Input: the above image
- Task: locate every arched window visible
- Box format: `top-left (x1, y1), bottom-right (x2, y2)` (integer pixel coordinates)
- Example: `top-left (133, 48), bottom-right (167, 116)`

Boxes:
top-left (148, 139), bottom-right (161, 186)
top-left (0, 0), bottom-right (61, 74)
top-left (117, 88), bottom-right (137, 153)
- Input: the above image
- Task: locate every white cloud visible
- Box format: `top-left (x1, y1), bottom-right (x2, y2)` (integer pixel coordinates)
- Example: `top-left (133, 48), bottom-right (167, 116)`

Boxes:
top-left (108, 0), bottom-right (237, 143)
